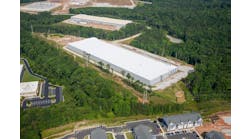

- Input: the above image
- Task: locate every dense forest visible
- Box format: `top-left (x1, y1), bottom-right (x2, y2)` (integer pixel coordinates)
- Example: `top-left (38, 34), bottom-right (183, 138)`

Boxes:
top-left (20, 0), bottom-right (231, 138)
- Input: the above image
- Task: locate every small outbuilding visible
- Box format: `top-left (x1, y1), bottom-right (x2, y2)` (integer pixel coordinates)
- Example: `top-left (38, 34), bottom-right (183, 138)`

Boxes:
top-left (20, 81), bottom-right (40, 98)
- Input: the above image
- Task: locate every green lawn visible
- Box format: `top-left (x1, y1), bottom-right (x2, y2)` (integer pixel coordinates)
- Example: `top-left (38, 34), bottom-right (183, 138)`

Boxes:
top-left (125, 132), bottom-right (134, 139)
top-left (21, 69), bottom-right (41, 82)
top-left (150, 81), bottom-right (192, 104)
top-left (107, 133), bottom-right (114, 139)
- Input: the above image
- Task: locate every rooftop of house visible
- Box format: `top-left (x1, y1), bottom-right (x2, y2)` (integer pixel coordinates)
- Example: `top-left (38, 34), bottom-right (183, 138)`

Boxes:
top-left (163, 112), bottom-right (202, 125)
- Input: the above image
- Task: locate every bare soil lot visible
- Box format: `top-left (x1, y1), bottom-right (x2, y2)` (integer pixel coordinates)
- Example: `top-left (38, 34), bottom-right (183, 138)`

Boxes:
top-left (46, 34), bottom-right (84, 46)
top-left (196, 111), bottom-right (231, 139)
top-left (63, 19), bottom-right (117, 31)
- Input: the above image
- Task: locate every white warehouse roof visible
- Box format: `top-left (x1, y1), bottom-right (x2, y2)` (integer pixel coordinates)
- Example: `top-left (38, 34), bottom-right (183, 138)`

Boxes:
top-left (20, 81), bottom-right (39, 95)
top-left (67, 38), bottom-right (177, 85)
top-left (71, 14), bottom-right (132, 25)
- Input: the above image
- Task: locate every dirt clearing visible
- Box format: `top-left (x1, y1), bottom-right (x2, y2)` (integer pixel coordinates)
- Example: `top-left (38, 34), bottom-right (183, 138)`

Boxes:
top-left (196, 111), bottom-right (231, 139)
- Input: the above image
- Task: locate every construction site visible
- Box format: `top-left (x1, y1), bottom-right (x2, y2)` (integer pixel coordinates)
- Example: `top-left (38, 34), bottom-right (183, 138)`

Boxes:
top-left (196, 112), bottom-right (231, 139)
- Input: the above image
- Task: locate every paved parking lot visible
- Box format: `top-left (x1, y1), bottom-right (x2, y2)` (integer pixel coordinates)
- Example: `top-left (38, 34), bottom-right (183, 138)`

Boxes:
top-left (31, 99), bottom-right (51, 107)
top-left (155, 135), bottom-right (164, 139)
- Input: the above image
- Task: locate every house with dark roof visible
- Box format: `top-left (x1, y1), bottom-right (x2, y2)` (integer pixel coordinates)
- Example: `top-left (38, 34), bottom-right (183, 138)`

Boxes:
top-left (162, 112), bottom-right (202, 131)
top-left (204, 131), bottom-right (225, 139)
top-left (90, 128), bottom-right (107, 139)
top-left (133, 124), bottom-right (155, 139)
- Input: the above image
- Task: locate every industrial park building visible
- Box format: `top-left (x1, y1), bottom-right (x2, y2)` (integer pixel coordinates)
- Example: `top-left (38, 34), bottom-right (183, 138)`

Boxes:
top-left (20, 81), bottom-right (40, 98)
top-left (65, 37), bottom-right (177, 86)
top-left (69, 14), bottom-right (132, 30)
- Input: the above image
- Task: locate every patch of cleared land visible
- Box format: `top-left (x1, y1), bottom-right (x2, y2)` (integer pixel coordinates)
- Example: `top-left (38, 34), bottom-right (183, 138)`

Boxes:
top-left (20, 1), bottom-right (62, 13)
top-left (63, 19), bottom-right (118, 31)
top-left (46, 33), bottom-right (84, 46)
top-left (51, 0), bottom-right (136, 14)
top-left (196, 111), bottom-right (231, 139)
top-left (166, 34), bottom-right (184, 44)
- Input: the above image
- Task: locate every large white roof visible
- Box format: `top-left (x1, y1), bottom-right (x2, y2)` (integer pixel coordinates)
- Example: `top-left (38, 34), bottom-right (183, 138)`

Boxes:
top-left (71, 14), bottom-right (132, 25)
top-left (20, 81), bottom-right (39, 94)
top-left (67, 38), bottom-right (177, 81)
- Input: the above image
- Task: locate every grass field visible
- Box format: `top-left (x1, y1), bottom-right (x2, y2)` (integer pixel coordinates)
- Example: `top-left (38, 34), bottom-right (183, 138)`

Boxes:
top-left (125, 132), bottom-right (134, 139)
top-left (21, 69), bottom-right (41, 82)
top-left (107, 133), bottom-right (114, 139)
top-left (41, 123), bottom-right (75, 138)
top-left (150, 81), bottom-right (192, 104)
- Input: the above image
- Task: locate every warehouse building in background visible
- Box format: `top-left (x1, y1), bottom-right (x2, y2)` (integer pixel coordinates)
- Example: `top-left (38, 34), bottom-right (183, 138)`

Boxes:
top-left (65, 14), bottom-right (132, 30)
top-left (65, 37), bottom-right (177, 86)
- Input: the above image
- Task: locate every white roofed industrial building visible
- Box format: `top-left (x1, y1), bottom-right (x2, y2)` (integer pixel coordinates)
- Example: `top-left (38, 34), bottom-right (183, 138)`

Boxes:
top-left (65, 14), bottom-right (132, 30)
top-left (20, 81), bottom-right (40, 98)
top-left (65, 37), bottom-right (177, 86)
